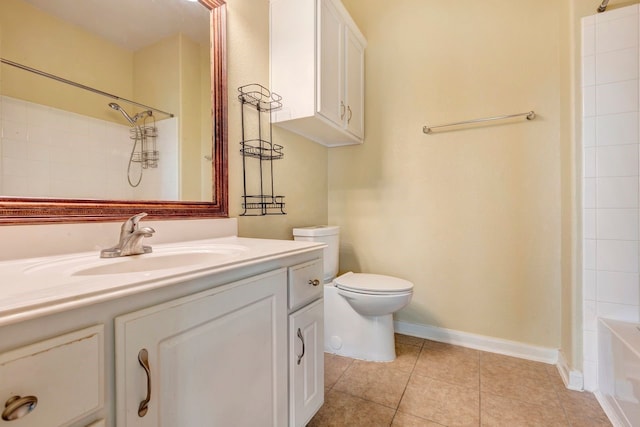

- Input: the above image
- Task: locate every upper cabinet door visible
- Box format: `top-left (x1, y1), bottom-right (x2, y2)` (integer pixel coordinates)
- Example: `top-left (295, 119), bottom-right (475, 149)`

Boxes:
top-left (345, 25), bottom-right (365, 139)
top-left (317, 0), bottom-right (344, 128)
top-left (270, 0), bottom-right (366, 147)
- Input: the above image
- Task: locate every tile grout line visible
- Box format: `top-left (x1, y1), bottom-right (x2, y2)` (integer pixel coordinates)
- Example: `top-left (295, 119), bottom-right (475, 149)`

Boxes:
top-left (389, 339), bottom-right (425, 426)
top-left (547, 366), bottom-right (574, 426)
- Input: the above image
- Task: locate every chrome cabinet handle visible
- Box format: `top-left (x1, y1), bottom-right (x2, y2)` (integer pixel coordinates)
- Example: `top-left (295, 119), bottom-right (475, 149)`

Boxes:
top-left (296, 328), bottom-right (305, 365)
top-left (340, 101), bottom-right (346, 120)
top-left (138, 349), bottom-right (151, 417)
top-left (347, 106), bottom-right (352, 123)
top-left (1, 395), bottom-right (38, 421)
top-left (308, 279), bottom-right (320, 287)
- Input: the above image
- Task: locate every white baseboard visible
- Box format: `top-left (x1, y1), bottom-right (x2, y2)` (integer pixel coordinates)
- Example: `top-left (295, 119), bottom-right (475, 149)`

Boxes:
top-left (557, 350), bottom-right (584, 391)
top-left (394, 320), bottom-right (558, 364)
top-left (594, 391), bottom-right (630, 427)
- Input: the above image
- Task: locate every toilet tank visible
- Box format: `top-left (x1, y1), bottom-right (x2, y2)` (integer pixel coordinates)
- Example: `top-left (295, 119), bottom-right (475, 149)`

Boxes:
top-left (292, 226), bottom-right (339, 283)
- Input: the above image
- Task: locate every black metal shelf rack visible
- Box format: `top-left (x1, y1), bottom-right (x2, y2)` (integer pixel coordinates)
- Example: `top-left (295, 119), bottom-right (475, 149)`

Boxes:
top-left (238, 84), bottom-right (285, 216)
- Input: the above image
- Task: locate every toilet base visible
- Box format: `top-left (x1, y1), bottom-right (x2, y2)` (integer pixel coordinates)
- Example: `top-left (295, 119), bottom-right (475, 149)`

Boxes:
top-left (324, 285), bottom-right (397, 362)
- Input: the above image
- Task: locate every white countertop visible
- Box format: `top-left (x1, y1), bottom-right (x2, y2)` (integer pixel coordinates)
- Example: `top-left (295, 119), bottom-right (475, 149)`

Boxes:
top-left (0, 236), bottom-right (324, 327)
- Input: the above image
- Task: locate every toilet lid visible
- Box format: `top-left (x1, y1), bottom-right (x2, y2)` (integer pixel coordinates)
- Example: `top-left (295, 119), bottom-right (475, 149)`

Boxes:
top-left (334, 272), bottom-right (414, 294)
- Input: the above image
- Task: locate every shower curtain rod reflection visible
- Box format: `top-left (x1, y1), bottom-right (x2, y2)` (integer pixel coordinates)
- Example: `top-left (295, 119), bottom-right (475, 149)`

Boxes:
top-left (422, 110), bottom-right (536, 134)
top-left (0, 58), bottom-right (174, 118)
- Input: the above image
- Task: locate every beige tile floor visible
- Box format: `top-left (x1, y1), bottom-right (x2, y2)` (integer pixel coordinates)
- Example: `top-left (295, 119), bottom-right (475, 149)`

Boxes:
top-left (308, 334), bottom-right (612, 427)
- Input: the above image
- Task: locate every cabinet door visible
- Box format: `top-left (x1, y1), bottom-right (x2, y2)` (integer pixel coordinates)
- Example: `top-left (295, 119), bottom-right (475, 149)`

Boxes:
top-left (116, 269), bottom-right (288, 427)
top-left (317, 0), bottom-right (344, 127)
top-left (345, 25), bottom-right (365, 139)
top-left (289, 299), bottom-right (324, 427)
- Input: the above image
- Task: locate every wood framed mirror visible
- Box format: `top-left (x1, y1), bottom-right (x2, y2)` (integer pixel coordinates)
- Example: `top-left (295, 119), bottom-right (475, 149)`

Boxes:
top-left (0, 0), bottom-right (227, 224)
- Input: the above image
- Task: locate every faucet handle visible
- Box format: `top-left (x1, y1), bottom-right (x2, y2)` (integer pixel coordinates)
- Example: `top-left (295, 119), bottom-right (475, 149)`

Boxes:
top-left (123, 212), bottom-right (148, 232)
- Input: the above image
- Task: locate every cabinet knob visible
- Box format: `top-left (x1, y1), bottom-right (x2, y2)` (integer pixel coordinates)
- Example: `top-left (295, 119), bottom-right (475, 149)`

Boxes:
top-left (1, 395), bottom-right (38, 421)
top-left (308, 279), bottom-right (320, 287)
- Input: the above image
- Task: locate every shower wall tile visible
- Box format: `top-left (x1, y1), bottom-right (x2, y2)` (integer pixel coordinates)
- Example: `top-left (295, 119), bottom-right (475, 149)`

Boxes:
top-left (596, 239), bottom-right (638, 272)
top-left (596, 209), bottom-right (639, 240)
top-left (583, 117), bottom-right (596, 146)
top-left (595, 14), bottom-right (639, 53)
top-left (595, 3), bottom-right (638, 23)
top-left (584, 239), bottom-right (597, 270)
top-left (597, 271), bottom-right (640, 304)
top-left (596, 176), bottom-right (638, 208)
top-left (595, 80), bottom-right (638, 115)
top-left (596, 301), bottom-right (640, 322)
top-left (582, 22), bottom-right (596, 56)
top-left (584, 269), bottom-right (597, 300)
top-left (583, 85), bottom-right (596, 117)
top-left (1, 97), bottom-right (27, 123)
top-left (583, 177), bottom-right (596, 208)
top-left (596, 112), bottom-right (638, 145)
top-left (0, 95), bottom-right (171, 201)
top-left (596, 48), bottom-right (639, 85)
top-left (2, 137), bottom-right (27, 160)
top-left (583, 55), bottom-right (596, 86)
top-left (584, 208), bottom-right (596, 239)
top-left (2, 119), bottom-right (28, 141)
top-left (584, 300), bottom-right (597, 332)
top-left (583, 330), bottom-right (598, 362)
top-left (596, 144), bottom-right (638, 176)
top-left (584, 147), bottom-right (596, 177)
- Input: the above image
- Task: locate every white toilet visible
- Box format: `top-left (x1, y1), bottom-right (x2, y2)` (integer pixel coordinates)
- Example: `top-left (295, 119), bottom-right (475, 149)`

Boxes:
top-left (293, 225), bottom-right (413, 362)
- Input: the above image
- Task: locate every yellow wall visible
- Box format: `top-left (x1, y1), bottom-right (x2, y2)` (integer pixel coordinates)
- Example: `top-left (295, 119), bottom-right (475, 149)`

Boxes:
top-left (337, 0), bottom-right (565, 348)
top-left (133, 33), bottom-right (211, 200)
top-left (0, 0), bottom-right (133, 122)
top-left (227, 0), bottom-right (329, 239)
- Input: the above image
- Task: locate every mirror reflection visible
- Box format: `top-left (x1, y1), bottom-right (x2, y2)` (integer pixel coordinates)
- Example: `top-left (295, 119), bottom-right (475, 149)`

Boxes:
top-left (0, 0), bottom-right (213, 202)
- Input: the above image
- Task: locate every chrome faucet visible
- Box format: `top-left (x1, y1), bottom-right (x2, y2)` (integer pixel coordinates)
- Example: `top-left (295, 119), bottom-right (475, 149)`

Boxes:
top-left (100, 213), bottom-right (155, 258)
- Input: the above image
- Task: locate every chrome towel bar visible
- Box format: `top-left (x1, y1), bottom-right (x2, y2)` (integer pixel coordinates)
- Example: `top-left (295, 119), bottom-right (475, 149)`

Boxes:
top-left (422, 110), bottom-right (536, 134)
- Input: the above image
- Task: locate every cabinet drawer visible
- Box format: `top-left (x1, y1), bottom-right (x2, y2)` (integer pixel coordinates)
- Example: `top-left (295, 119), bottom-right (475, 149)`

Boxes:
top-left (288, 259), bottom-right (323, 311)
top-left (0, 325), bottom-right (104, 427)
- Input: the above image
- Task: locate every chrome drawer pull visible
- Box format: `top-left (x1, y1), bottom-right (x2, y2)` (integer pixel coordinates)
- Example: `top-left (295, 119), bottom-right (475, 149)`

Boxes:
top-left (296, 328), bottom-right (305, 365)
top-left (2, 395), bottom-right (38, 421)
top-left (138, 348), bottom-right (151, 417)
top-left (308, 279), bottom-right (320, 287)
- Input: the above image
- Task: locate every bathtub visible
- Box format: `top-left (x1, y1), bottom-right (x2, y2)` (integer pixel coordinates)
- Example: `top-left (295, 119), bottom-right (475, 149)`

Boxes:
top-left (598, 318), bottom-right (640, 427)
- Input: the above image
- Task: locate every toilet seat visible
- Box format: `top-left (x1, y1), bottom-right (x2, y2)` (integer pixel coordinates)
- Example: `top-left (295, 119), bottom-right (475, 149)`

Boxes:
top-left (334, 272), bottom-right (413, 295)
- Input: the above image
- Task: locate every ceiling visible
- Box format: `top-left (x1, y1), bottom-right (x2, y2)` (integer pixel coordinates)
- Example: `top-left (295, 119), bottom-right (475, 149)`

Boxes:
top-left (22, 0), bottom-right (210, 51)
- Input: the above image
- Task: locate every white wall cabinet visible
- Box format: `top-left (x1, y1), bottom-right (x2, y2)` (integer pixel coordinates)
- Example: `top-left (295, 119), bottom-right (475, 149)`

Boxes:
top-left (115, 269), bottom-right (288, 427)
top-left (270, 0), bottom-right (366, 147)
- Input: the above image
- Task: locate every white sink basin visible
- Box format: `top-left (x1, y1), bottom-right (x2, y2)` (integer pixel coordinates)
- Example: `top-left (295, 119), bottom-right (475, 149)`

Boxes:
top-left (23, 244), bottom-right (249, 277)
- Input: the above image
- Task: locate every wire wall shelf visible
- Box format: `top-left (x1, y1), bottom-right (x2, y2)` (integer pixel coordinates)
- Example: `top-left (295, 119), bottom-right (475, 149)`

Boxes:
top-left (239, 139), bottom-right (284, 160)
top-left (238, 83), bottom-right (283, 112)
top-left (238, 84), bottom-right (285, 216)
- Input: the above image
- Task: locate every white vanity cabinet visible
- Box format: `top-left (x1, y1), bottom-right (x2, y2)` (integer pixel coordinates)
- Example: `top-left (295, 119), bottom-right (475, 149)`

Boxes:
top-left (0, 238), bottom-right (325, 427)
top-left (0, 325), bottom-right (104, 427)
top-left (270, 0), bottom-right (366, 147)
top-left (288, 259), bottom-right (324, 427)
top-left (115, 269), bottom-right (288, 426)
